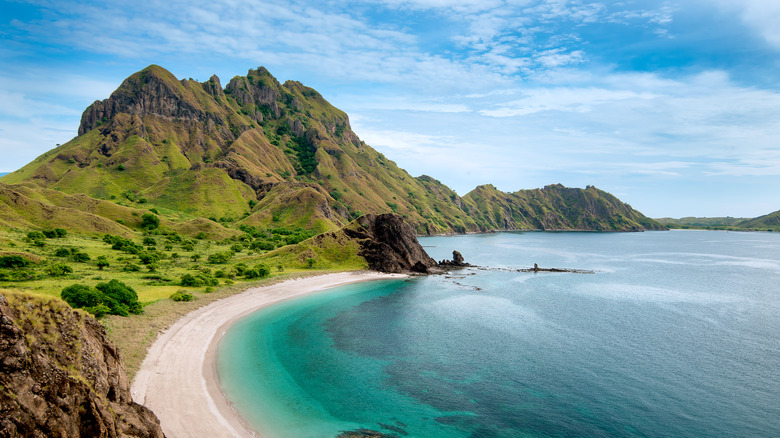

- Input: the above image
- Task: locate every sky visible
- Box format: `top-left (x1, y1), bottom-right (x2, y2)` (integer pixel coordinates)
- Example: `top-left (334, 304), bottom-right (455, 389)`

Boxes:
top-left (1, 0), bottom-right (779, 218)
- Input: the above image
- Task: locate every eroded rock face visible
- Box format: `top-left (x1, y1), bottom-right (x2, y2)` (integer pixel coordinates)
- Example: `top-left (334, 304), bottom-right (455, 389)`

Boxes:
top-left (342, 213), bottom-right (437, 274)
top-left (79, 66), bottom-right (210, 136)
top-left (0, 294), bottom-right (164, 437)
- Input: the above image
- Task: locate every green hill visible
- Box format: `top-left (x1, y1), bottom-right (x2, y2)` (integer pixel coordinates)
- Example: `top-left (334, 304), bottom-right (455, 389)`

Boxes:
top-left (737, 210), bottom-right (780, 231)
top-left (1, 65), bottom-right (663, 234)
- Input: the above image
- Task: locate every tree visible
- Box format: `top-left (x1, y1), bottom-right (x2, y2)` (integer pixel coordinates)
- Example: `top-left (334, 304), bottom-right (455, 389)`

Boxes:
top-left (96, 256), bottom-right (110, 270)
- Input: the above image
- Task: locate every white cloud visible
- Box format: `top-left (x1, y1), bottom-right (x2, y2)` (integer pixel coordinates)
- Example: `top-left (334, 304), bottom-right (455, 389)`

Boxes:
top-left (712, 0), bottom-right (780, 49)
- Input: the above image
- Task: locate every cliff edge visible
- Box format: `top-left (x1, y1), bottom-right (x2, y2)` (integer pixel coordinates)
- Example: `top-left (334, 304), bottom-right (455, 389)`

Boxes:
top-left (0, 292), bottom-right (164, 437)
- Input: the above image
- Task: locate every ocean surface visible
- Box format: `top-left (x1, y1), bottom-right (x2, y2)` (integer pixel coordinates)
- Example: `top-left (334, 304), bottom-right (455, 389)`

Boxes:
top-left (217, 231), bottom-right (780, 437)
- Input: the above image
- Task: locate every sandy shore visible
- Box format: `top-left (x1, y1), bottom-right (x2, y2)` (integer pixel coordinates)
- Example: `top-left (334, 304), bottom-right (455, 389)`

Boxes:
top-left (131, 271), bottom-right (407, 438)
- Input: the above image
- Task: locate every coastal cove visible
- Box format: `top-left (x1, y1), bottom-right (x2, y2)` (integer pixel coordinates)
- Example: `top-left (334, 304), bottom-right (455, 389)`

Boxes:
top-left (216, 230), bottom-right (780, 438)
top-left (131, 272), bottom-right (407, 437)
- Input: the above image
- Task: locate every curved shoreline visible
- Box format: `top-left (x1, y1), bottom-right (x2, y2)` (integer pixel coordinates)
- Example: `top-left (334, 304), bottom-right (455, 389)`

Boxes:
top-left (131, 271), bottom-right (407, 438)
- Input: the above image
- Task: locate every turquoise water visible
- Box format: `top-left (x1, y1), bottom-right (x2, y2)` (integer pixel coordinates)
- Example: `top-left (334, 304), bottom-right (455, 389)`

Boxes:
top-left (217, 231), bottom-right (780, 437)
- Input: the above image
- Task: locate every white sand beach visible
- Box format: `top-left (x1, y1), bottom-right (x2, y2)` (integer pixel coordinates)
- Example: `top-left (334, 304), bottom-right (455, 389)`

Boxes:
top-left (131, 271), bottom-right (406, 438)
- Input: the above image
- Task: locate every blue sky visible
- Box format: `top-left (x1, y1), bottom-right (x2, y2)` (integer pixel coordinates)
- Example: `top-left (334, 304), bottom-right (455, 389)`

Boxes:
top-left (1, 0), bottom-right (779, 218)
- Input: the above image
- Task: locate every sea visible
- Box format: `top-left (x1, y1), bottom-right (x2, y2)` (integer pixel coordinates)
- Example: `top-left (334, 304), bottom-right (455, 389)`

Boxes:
top-left (217, 230), bottom-right (780, 437)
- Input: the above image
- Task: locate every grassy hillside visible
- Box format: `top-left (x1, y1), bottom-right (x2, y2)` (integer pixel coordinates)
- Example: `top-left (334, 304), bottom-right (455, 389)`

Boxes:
top-left (736, 210), bottom-right (780, 231)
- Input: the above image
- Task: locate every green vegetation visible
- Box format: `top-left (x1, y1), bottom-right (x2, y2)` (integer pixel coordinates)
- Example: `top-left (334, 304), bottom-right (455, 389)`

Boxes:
top-left (61, 279), bottom-right (141, 317)
top-left (169, 290), bottom-right (193, 302)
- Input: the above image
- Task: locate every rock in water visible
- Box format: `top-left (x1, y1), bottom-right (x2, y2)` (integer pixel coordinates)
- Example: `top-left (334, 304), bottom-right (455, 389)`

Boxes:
top-left (452, 250), bottom-right (465, 265)
top-left (0, 293), bottom-right (164, 437)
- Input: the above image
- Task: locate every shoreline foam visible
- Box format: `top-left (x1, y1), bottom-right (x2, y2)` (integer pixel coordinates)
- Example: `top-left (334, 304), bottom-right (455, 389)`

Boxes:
top-left (131, 271), bottom-right (407, 438)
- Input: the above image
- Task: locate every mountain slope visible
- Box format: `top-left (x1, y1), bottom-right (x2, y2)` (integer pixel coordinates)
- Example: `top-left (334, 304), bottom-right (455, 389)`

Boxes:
top-left (2, 65), bottom-right (663, 233)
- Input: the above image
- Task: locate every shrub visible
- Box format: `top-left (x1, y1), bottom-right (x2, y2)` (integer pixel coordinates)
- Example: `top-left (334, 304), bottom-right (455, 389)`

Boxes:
top-left (180, 274), bottom-right (202, 287)
top-left (180, 273), bottom-right (217, 287)
top-left (96, 279), bottom-right (142, 315)
top-left (96, 256), bottom-right (110, 270)
top-left (306, 258), bottom-right (316, 269)
top-left (0, 255), bottom-right (30, 269)
top-left (48, 263), bottom-right (73, 276)
top-left (245, 264), bottom-right (271, 279)
top-left (170, 291), bottom-right (194, 302)
top-left (26, 231), bottom-right (46, 240)
top-left (61, 280), bottom-right (141, 317)
top-left (73, 252), bottom-right (91, 263)
top-left (137, 251), bottom-right (162, 265)
top-left (251, 240), bottom-right (275, 251)
top-left (207, 252), bottom-right (232, 264)
top-left (61, 284), bottom-right (103, 308)
top-left (141, 213), bottom-right (159, 230)
top-left (143, 236), bottom-right (157, 246)
top-left (122, 263), bottom-right (141, 272)
top-left (54, 248), bottom-right (71, 257)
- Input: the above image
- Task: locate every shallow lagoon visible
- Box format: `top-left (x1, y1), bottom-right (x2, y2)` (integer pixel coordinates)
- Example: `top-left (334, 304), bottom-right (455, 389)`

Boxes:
top-left (218, 231), bottom-right (780, 437)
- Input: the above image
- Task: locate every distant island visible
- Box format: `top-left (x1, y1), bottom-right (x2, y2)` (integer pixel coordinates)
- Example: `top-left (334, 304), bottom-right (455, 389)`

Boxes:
top-left (656, 214), bottom-right (779, 231)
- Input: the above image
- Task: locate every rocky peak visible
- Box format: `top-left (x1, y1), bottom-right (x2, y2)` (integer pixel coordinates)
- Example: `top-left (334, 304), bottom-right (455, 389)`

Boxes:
top-left (224, 69), bottom-right (282, 119)
top-left (78, 64), bottom-right (208, 135)
top-left (202, 74), bottom-right (223, 97)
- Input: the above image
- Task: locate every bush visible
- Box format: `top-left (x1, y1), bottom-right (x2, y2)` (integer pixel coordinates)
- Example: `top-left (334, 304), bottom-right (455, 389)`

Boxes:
top-left (96, 256), bottom-right (110, 270)
top-left (122, 263), bottom-right (141, 272)
top-left (26, 231), bottom-right (46, 240)
top-left (54, 248), bottom-right (71, 257)
top-left (141, 213), bottom-right (159, 230)
top-left (207, 252), bottom-right (232, 264)
top-left (137, 251), bottom-right (162, 265)
top-left (73, 252), bottom-right (91, 263)
top-left (244, 264), bottom-right (271, 279)
top-left (143, 236), bottom-right (157, 246)
top-left (96, 279), bottom-right (142, 315)
top-left (42, 228), bottom-right (67, 238)
top-left (180, 273), bottom-right (218, 287)
top-left (250, 241), bottom-right (275, 251)
top-left (306, 258), bottom-right (316, 269)
top-left (170, 291), bottom-right (194, 302)
top-left (0, 255), bottom-right (30, 269)
top-left (61, 281), bottom-right (141, 317)
top-left (48, 263), bottom-right (73, 276)
top-left (180, 274), bottom-right (202, 287)
top-left (61, 284), bottom-right (103, 308)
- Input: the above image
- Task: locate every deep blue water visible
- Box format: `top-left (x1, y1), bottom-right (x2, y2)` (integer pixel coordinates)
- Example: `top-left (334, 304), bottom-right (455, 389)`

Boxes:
top-left (217, 231), bottom-right (780, 437)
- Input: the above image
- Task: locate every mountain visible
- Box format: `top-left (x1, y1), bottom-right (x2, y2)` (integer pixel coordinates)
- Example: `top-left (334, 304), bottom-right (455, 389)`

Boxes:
top-left (1, 65), bottom-right (664, 233)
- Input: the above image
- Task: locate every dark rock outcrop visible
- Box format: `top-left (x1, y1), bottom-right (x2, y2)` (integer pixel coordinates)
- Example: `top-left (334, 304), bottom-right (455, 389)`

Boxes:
top-left (438, 250), bottom-right (468, 268)
top-left (0, 293), bottom-right (164, 437)
top-left (342, 213), bottom-right (437, 274)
